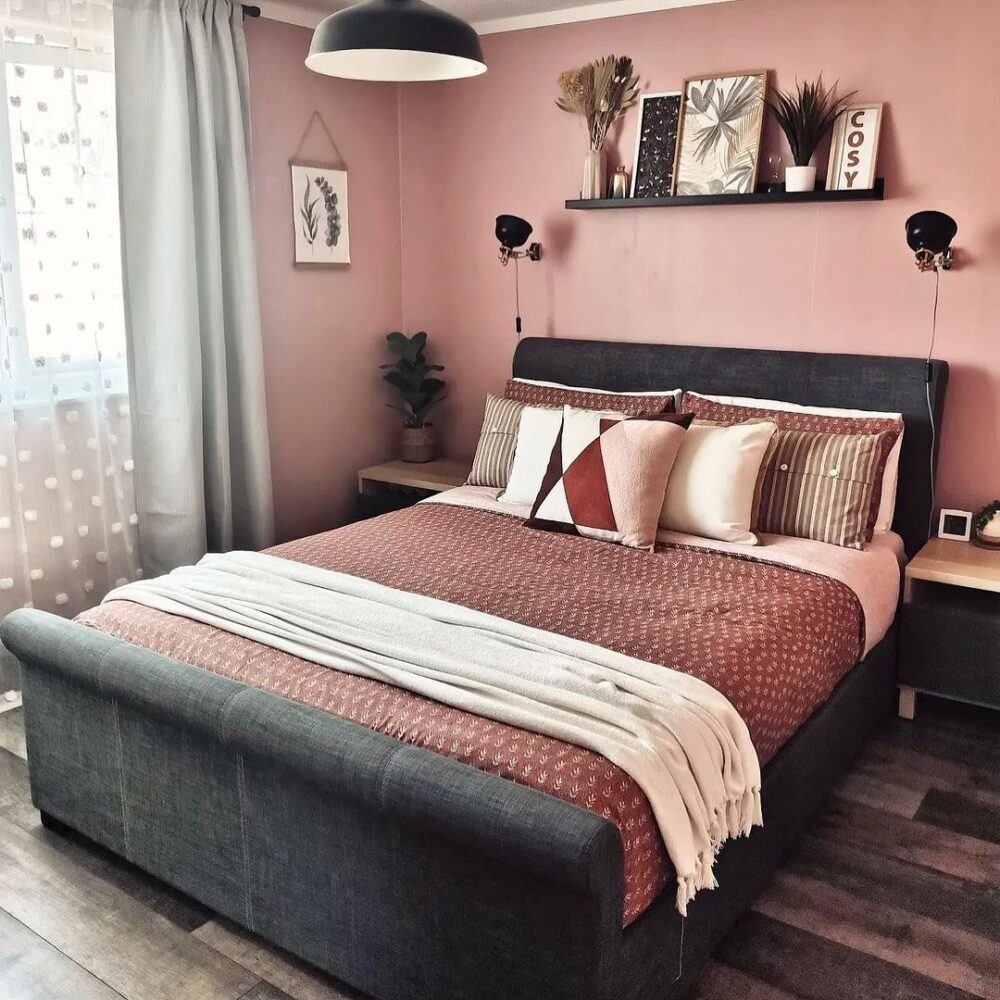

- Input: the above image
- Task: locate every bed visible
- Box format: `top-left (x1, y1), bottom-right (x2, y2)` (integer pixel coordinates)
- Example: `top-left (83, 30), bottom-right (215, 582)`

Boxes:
top-left (1, 339), bottom-right (948, 1000)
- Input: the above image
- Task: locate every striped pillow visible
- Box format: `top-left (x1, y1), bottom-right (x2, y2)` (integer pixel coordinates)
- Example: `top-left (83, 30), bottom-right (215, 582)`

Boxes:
top-left (756, 429), bottom-right (892, 549)
top-left (467, 394), bottom-right (525, 488)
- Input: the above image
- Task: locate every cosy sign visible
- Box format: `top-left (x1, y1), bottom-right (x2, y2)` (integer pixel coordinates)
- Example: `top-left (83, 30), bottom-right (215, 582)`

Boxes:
top-left (827, 103), bottom-right (883, 191)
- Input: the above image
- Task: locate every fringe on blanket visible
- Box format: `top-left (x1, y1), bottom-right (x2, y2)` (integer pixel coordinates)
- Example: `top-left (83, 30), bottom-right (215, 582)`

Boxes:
top-left (675, 785), bottom-right (763, 915)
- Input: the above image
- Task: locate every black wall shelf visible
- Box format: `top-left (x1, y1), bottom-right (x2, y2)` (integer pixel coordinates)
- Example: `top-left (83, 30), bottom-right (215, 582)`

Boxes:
top-left (566, 177), bottom-right (885, 210)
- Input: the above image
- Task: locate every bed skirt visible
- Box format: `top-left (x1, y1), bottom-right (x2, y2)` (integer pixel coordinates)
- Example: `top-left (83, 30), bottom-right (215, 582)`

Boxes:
top-left (0, 609), bottom-right (896, 1000)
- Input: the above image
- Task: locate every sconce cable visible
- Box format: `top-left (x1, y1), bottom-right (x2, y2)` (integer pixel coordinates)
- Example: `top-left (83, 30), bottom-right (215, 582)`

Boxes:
top-left (925, 267), bottom-right (941, 536)
top-left (514, 255), bottom-right (522, 338)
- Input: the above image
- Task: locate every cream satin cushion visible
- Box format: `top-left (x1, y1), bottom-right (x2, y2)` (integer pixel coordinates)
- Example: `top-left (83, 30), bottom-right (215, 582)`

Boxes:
top-left (660, 420), bottom-right (777, 544)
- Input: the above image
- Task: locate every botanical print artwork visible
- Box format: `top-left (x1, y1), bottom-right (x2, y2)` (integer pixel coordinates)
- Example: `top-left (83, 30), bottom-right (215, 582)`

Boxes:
top-left (673, 72), bottom-right (767, 196)
top-left (631, 92), bottom-right (681, 198)
top-left (290, 164), bottom-right (350, 265)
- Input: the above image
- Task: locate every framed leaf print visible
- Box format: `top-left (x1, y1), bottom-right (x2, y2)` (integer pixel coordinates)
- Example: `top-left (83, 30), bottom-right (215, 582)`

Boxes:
top-left (291, 162), bottom-right (350, 266)
top-left (672, 71), bottom-right (768, 196)
top-left (630, 92), bottom-right (682, 198)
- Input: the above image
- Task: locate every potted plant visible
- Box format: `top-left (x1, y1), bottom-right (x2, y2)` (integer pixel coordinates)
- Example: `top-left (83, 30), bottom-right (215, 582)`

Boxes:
top-left (974, 500), bottom-right (1000, 548)
top-left (766, 77), bottom-right (855, 192)
top-left (556, 55), bottom-right (640, 199)
top-left (381, 331), bottom-right (446, 464)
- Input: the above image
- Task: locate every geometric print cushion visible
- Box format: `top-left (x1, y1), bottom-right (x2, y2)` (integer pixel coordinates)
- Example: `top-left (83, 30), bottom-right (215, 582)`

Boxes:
top-left (505, 378), bottom-right (678, 416)
top-left (527, 406), bottom-right (693, 550)
top-left (680, 392), bottom-right (903, 542)
top-left (467, 394), bottom-right (526, 488)
top-left (755, 428), bottom-right (893, 549)
top-left (468, 386), bottom-right (678, 490)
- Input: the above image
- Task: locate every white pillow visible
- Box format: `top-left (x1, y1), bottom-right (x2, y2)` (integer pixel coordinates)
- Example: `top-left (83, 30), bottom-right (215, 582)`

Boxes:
top-left (499, 406), bottom-right (565, 505)
top-left (501, 403), bottom-right (634, 506)
top-left (690, 392), bottom-right (903, 534)
top-left (660, 420), bottom-right (777, 545)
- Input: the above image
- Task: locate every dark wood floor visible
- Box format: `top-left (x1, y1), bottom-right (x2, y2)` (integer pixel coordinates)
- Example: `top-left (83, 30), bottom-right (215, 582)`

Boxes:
top-left (0, 697), bottom-right (997, 1000)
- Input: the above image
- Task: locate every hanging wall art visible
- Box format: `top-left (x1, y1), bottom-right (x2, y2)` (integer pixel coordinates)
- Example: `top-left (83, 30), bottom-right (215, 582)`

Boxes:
top-left (290, 112), bottom-right (350, 266)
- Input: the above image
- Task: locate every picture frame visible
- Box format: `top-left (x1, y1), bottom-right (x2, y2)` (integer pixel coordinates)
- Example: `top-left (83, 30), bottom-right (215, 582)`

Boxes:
top-left (938, 508), bottom-right (973, 542)
top-left (672, 70), bottom-right (768, 197)
top-left (826, 102), bottom-right (883, 192)
top-left (290, 161), bottom-right (350, 266)
top-left (630, 91), bottom-right (682, 199)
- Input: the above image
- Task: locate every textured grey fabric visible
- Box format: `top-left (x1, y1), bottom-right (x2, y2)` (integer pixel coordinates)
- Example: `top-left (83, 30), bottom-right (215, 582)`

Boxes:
top-left (2, 607), bottom-right (895, 1000)
top-left (900, 592), bottom-right (1000, 708)
top-left (513, 338), bottom-right (948, 557)
top-left (114, 0), bottom-right (274, 576)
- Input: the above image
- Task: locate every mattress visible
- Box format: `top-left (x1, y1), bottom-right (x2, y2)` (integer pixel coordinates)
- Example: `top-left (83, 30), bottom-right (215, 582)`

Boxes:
top-left (78, 496), bottom-right (901, 925)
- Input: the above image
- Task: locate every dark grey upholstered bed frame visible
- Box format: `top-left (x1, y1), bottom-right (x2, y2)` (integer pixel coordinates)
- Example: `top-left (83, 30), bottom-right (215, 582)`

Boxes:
top-left (2, 340), bottom-right (948, 1000)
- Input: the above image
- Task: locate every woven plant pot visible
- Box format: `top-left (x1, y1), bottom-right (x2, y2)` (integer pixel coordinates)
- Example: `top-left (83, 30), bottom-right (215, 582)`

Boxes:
top-left (400, 426), bottom-right (435, 463)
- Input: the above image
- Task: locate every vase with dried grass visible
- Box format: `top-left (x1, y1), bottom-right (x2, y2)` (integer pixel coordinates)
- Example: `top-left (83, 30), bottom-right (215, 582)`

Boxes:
top-left (556, 55), bottom-right (639, 200)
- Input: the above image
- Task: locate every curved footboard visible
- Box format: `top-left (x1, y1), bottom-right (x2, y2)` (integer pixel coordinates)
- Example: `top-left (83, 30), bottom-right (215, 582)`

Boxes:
top-left (1, 608), bottom-right (625, 1000)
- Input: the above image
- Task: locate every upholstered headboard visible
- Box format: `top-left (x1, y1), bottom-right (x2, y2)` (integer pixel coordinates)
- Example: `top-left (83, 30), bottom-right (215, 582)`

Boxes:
top-left (512, 338), bottom-right (949, 558)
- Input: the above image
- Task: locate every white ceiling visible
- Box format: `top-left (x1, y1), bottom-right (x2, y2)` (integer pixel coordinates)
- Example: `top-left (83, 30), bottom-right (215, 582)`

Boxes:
top-left (261, 0), bottom-right (734, 34)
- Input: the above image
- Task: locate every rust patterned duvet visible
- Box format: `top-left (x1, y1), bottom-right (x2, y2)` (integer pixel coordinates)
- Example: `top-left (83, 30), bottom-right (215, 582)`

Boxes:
top-left (79, 503), bottom-right (864, 925)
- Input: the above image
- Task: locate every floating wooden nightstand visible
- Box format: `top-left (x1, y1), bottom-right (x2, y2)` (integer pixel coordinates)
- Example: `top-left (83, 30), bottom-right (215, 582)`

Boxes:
top-left (898, 537), bottom-right (1000, 719)
top-left (356, 459), bottom-right (470, 520)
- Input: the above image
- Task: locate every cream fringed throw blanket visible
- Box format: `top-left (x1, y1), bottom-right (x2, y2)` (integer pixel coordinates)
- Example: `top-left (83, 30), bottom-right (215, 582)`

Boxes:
top-left (104, 551), bottom-right (762, 914)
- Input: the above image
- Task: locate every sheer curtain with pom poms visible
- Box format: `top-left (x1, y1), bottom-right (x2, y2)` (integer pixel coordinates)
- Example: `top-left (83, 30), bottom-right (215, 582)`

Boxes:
top-left (0, 0), bottom-right (140, 696)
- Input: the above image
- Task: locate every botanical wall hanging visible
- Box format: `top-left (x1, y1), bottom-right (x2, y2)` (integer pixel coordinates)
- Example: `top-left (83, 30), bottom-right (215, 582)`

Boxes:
top-left (556, 55), bottom-right (639, 199)
top-left (290, 112), bottom-right (350, 266)
top-left (673, 70), bottom-right (767, 196)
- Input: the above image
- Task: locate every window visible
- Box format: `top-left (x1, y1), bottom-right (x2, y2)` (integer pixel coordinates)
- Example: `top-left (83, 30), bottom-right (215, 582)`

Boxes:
top-left (0, 1), bottom-right (139, 623)
top-left (0, 2), bottom-right (127, 406)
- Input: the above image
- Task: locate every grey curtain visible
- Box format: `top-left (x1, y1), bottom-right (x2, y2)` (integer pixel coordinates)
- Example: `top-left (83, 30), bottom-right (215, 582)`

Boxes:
top-left (114, 0), bottom-right (274, 577)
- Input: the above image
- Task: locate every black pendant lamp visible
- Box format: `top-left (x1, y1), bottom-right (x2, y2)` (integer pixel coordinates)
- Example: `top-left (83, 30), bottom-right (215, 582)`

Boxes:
top-left (306, 0), bottom-right (486, 83)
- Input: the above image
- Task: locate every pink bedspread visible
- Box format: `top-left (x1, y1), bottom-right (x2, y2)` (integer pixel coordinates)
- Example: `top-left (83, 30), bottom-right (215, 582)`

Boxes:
top-left (79, 503), bottom-right (865, 925)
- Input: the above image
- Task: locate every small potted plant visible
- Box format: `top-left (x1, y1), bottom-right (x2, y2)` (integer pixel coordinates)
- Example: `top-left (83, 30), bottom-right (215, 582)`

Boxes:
top-left (381, 331), bottom-right (446, 464)
top-left (766, 76), bottom-right (855, 192)
top-left (974, 501), bottom-right (1000, 548)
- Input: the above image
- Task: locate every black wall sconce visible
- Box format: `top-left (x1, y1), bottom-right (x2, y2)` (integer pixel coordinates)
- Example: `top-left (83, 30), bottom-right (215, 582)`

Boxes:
top-left (904, 209), bottom-right (958, 533)
top-left (905, 210), bottom-right (957, 272)
top-left (495, 215), bottom-right (541, 336)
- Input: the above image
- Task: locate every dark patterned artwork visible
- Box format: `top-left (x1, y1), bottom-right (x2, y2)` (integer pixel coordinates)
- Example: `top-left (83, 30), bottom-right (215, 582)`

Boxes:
top-left (631, 92), bottom-right (681, 198)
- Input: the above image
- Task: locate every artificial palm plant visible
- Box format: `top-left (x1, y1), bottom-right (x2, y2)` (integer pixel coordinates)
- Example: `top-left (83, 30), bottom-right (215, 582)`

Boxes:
top-left (766, 77), bottom-right (855, 191)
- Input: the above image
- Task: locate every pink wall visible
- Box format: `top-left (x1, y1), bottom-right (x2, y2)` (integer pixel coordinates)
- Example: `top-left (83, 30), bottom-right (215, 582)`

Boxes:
top-left (246, 18), bottom-right (403, 541)
top-left (398, 0), bottom-right (1000, 513)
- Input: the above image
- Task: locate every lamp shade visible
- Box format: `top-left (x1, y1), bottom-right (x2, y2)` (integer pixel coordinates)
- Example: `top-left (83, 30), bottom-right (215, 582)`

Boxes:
top-left (905, 210), bottom-right (957, 255)
top-left (495, 215), bottom-right (532, 250)
top-left (306, 0), bottom-right (486, 83)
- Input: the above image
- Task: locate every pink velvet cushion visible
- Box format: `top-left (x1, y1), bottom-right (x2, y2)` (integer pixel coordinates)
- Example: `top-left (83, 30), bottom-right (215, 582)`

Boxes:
top-left (526, 408), bottom-right (693, 550)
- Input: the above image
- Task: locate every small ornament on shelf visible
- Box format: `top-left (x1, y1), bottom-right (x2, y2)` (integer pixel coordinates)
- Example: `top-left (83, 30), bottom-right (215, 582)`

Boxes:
top-left (611, 165), bottom-right (630, 199)
top-left (974, 501), bottom-right (1000, 548)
